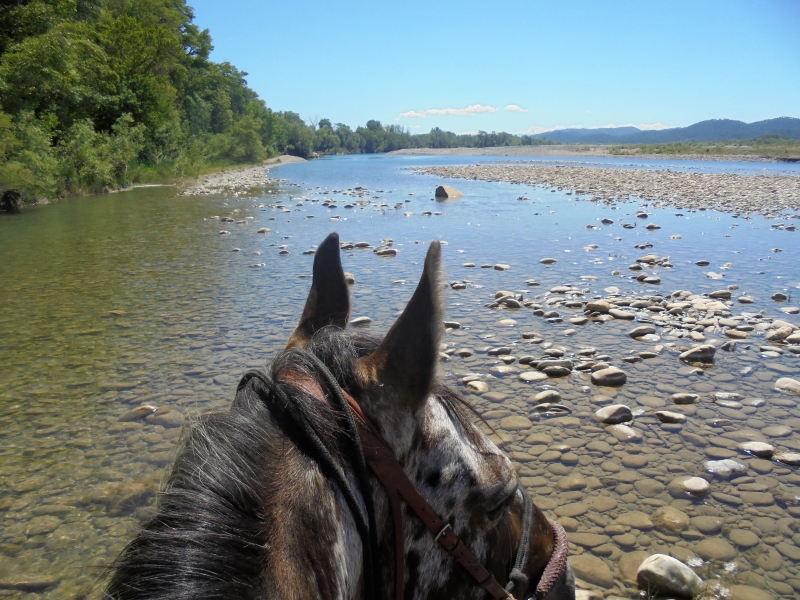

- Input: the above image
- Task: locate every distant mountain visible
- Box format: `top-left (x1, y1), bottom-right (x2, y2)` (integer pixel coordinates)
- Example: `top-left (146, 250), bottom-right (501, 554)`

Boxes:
top-left (533, 117), bottom-right (800, 144)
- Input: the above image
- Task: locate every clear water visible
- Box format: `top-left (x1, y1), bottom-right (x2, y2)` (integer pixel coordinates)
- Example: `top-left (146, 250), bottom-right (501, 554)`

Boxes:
top-left (1, 154), bottom-right (798, 598)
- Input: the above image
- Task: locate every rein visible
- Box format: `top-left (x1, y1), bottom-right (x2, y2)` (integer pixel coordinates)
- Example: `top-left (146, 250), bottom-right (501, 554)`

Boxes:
top-left (238, 353), bottom-right (568, 600)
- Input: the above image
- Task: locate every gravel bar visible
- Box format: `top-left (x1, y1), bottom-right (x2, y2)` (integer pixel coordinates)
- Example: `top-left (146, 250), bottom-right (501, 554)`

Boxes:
top-left (415, 164), bottom-right (800, 216)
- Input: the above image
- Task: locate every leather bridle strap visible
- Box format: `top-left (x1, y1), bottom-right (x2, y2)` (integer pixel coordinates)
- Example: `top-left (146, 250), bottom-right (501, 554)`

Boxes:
top-left (342, 392), bottom-right (515, 600)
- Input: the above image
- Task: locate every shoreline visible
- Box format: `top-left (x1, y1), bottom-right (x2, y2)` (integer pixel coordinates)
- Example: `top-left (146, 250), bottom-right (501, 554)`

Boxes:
top-left (414, 164), bottom-right (800, 217)
top-left (179, 155), bottom-right (306, 196)
top-left (389, 145), bottom-right (787, 163)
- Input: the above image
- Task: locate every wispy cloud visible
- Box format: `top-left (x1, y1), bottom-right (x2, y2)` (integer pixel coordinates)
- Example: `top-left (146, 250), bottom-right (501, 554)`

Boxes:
top-left (398, 104), bottom-right (497, 118)
top-left (505, 104), bottom-right (528, 113)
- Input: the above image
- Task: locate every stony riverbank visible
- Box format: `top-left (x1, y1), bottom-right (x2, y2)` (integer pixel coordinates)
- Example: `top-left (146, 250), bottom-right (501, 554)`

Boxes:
top-left (179, 155), bottom-right (305, 197)
top-left (390, 145), bottom-right (780, 163)
top-left (415, 164), bottom-right (800, 216)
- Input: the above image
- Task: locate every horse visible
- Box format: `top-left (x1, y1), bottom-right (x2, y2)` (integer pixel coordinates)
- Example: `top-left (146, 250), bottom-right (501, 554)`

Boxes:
top-left (106, 233), bottom-right (575, 600)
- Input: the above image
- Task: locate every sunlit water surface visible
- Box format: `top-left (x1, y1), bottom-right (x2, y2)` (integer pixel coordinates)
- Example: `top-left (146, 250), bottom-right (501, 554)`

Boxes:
top-left (1, 154), bottom-right (799, 598)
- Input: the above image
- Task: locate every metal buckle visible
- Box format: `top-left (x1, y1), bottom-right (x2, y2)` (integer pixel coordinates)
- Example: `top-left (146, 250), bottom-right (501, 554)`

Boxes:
top-left (434, 523), bottom-right (452, 543)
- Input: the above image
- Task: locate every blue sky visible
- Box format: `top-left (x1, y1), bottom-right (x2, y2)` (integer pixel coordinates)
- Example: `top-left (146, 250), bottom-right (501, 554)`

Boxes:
top-left (189, 0), bottom-right (800, 134)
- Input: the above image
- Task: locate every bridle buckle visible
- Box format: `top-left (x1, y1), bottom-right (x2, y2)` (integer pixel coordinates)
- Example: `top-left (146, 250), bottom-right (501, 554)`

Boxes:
top-left (434, 522), bottom-right (452, 543)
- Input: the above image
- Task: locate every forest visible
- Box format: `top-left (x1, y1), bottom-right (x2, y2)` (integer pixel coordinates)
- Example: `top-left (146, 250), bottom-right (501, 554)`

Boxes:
top-left (0, 0), bottom-right (555, 206)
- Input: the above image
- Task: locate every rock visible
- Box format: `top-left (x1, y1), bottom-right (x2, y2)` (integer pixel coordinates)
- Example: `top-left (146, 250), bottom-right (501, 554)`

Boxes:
top-left (569, 532), bottom-right (610, 548)
top-left (594, 404), bottom-right (632, 424)
top-left (709, 290), bottom-right (731, 299)
top-left (645, 223), bottom-right (661, 230)
top-left (494, 263), bottom-right (511, 271)
top-left (695, 537), bottom-right (736, 561)
top-left (629, 325), bottom-right (656, 338)
top-left (619, 551), bottom-right (650, 584)
top-left (637, 554), bottom-right (703, 598)
top-left (257, 227), bottom-right (270, 233)
top-left (619, 511), bottom-right (653, 530)
top-left (519, 371), bottom-right (548, 382)
top-left (669, 476), bottom-right (710, 497)
top-left (454, 348), bottom-right (473, 357)
top-left (609, 308), bottom-right (635, 320)
top-left (591, 367), bottom-right (627, 386)
top-left (119, 404), bottom-right (157, 421)
top-left (344, 272), bottom-right (356, 284)
top-left (539, 258), bottom-right (557, 265)
top-left (443, 320), bottom-right (461, 329)
top-left (705, 459), bottom-right (746, 478)
top-left (739, 441), bottom-right (774, 458)
top-left (466, 380), bottom-right (488, 393)
top-left (691, 516), bottom-right (723, 534)
top-left (533, 390), bottom-right (561, 403)
top-left (766, 326), bottom-right (793, 342)
top-left (671, 392), bottom-right (699, 405)
top-left (350, 316), bottom-right (372, 327)
top-left (775, 452), bottom-right (800, 466)
top-left (772, 292), bottom-right (788, 301)
top-left (499, 416), bottom-right (532, 430)
top-left (774, 377), bottom-right (800, 393)
top-left (586, 300), bottom-right (612, 313)
top-left (149, 409), bottom-right (183, 429)
top-left (434, 185), bottom-right (463, 199)
top-left (652, 506), bottom-right (690, 532)
top-left (25, 516), bottom-right (61, 536)
top-left (729, 529), bottom-right (760, 548)
top-left (729, 585), bottom-right (775, 600)
top-left (607, 424), bottom-right (642, 442)
top-left (0, 574), bottom-right (59, 592)
top-left (679, 344), bottom-right (715, 363)
top-left (655, 411), bottom-right (686, 423)
top-left (570, 554), bottom-right (614, 589)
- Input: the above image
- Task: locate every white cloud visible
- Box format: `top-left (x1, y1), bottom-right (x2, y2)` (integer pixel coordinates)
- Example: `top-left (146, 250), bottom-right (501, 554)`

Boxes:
top-left (505, 104), bottom-right (528, 113)
top-left (519, 122), bottom-right (672, 135)
top-left (518, 125), bottom-right (570, 135)
top-left (398, 104), bottom-right (498, 119)
top-left (637, 122), bottom-right (670, 130)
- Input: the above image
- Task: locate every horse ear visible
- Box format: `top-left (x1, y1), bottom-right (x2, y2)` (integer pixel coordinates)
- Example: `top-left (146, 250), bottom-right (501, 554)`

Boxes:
top-left (358, 241), bottom-right (443, 410)
top-left (286, 232), bottom-right (350, 349)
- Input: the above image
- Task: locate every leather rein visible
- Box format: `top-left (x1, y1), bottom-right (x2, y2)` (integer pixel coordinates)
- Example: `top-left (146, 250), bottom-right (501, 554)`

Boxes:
top-left (254, 360), bottom-right (568, 600)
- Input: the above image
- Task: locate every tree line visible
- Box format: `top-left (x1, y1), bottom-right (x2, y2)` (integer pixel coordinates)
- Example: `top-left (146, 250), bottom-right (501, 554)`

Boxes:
top-left (0, 0), bottom-right (555, 208)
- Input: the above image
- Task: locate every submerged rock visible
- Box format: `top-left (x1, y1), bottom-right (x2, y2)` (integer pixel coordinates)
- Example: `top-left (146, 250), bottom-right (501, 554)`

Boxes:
top-left (434, 185), bottom-right (463, 199)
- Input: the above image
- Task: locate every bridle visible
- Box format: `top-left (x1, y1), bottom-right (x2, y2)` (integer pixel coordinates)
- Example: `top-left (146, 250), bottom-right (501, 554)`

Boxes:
top-left (236, 352), bottom-right (569, 600)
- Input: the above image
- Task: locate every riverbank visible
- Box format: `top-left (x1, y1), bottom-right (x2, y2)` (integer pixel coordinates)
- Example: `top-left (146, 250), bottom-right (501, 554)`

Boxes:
top-left (390, 145), bottom-right (781, 163)
top-left (179, 155), bottom-right (306, 196)
top-left (415, 164), bottom-right (800, 216)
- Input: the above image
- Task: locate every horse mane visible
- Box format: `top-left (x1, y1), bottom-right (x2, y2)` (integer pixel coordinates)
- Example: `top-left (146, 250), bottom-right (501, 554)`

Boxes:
top-left (104, 327), bottom-right (485, 599)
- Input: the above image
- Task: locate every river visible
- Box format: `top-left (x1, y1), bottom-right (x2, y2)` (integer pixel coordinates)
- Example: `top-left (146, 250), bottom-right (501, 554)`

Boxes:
top-left (1, 153), bottom-right (799, 599)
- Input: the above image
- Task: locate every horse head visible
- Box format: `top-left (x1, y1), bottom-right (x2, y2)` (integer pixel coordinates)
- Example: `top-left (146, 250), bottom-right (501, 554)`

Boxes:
top-left (106, 232), bottom-right (574, 600)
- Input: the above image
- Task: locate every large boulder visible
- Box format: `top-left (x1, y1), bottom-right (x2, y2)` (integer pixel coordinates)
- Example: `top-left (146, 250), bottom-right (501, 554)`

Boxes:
top-left (434, 185), bottom-right (463, 199)
top-left (637, 554), bottom-right (703, 597)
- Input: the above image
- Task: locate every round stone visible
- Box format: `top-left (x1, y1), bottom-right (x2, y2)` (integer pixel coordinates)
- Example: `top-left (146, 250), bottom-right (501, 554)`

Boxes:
top-left (668, 476), bottom-right (710, 497)
top-left (594, 404), bottom-right (633, 424)
top-left (729, 529), bottom-right (760, 548)
top-left (695, 537), bottom-right (736, 561)
top-left (519, 371), bottom-right (548, 383)
top-left (533, 390), bottom-right (561, 403)
top-left (691, 516), bottom-right (723, 534)
top-left (570, 554), bottom-right (614, 589)
top-left (591, 367), bottom-right (627, 386)
top-left (651, 506), bottom-right (690, 532)
top-left (499, 416), bottom-right (532, 430)
top-left (739, 441), bottom-right (774, 458)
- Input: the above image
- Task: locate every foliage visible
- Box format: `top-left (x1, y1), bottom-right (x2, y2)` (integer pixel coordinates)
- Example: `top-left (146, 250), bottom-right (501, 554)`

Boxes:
top-left (0, 0), bottom-right (559, 206)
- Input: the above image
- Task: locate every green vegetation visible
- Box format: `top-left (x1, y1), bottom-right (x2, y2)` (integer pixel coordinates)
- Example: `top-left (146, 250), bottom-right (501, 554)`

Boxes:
top-left (0, 0), bottom-right (558, 207)
top-left (608, 135), bottom-right (800, 160)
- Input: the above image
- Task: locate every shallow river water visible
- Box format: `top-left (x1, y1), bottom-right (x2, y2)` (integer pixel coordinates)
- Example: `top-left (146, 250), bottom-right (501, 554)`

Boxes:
top-left (1, 154), bottom-right (799, 599)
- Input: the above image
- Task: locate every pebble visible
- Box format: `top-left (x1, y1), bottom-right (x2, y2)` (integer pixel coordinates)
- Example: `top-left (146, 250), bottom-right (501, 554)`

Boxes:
top-left (679, 344), bottom-right (716, 363)
top-left (729, 529), bottom-right (760, 548)
top-left (669, 476), bottom-right (710, 497)
top-left (590, 367), bottom-right (627, 386)
top-left (570, 554), bottom-right (614, 589)
top-left (466, 380), bottom-right (488, 393)
top-left (671, 392), bottom-right (699, 405)
top-left (774, 377), bottom-right (800, 393)
top-left (695, 537), bottom-right (737, 560)
top-left (519, 371), bottom-right (548, 382)
top-left (533, 390), bottom-right (561, 403)
top-left (350, 316), bottom-right (372, 327)
top-left (594, 404), bottom-right (633, 424)
top-left (654, 410), bottom-right (686, 423)
top-left (499, 416), bottom-right (532, 430)
top-left (628, 325), bottom-right (656, 338)
top-left (651, 506), bottom-right (690, 532)
top-left (705, 459), bottom-right (746, 477)
top-left (739, 441), bottom-right (774, 457)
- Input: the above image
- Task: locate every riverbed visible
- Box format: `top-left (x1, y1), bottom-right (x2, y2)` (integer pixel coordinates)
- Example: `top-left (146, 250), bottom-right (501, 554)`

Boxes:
top-left (1, 153), bottom-right (799, 599)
